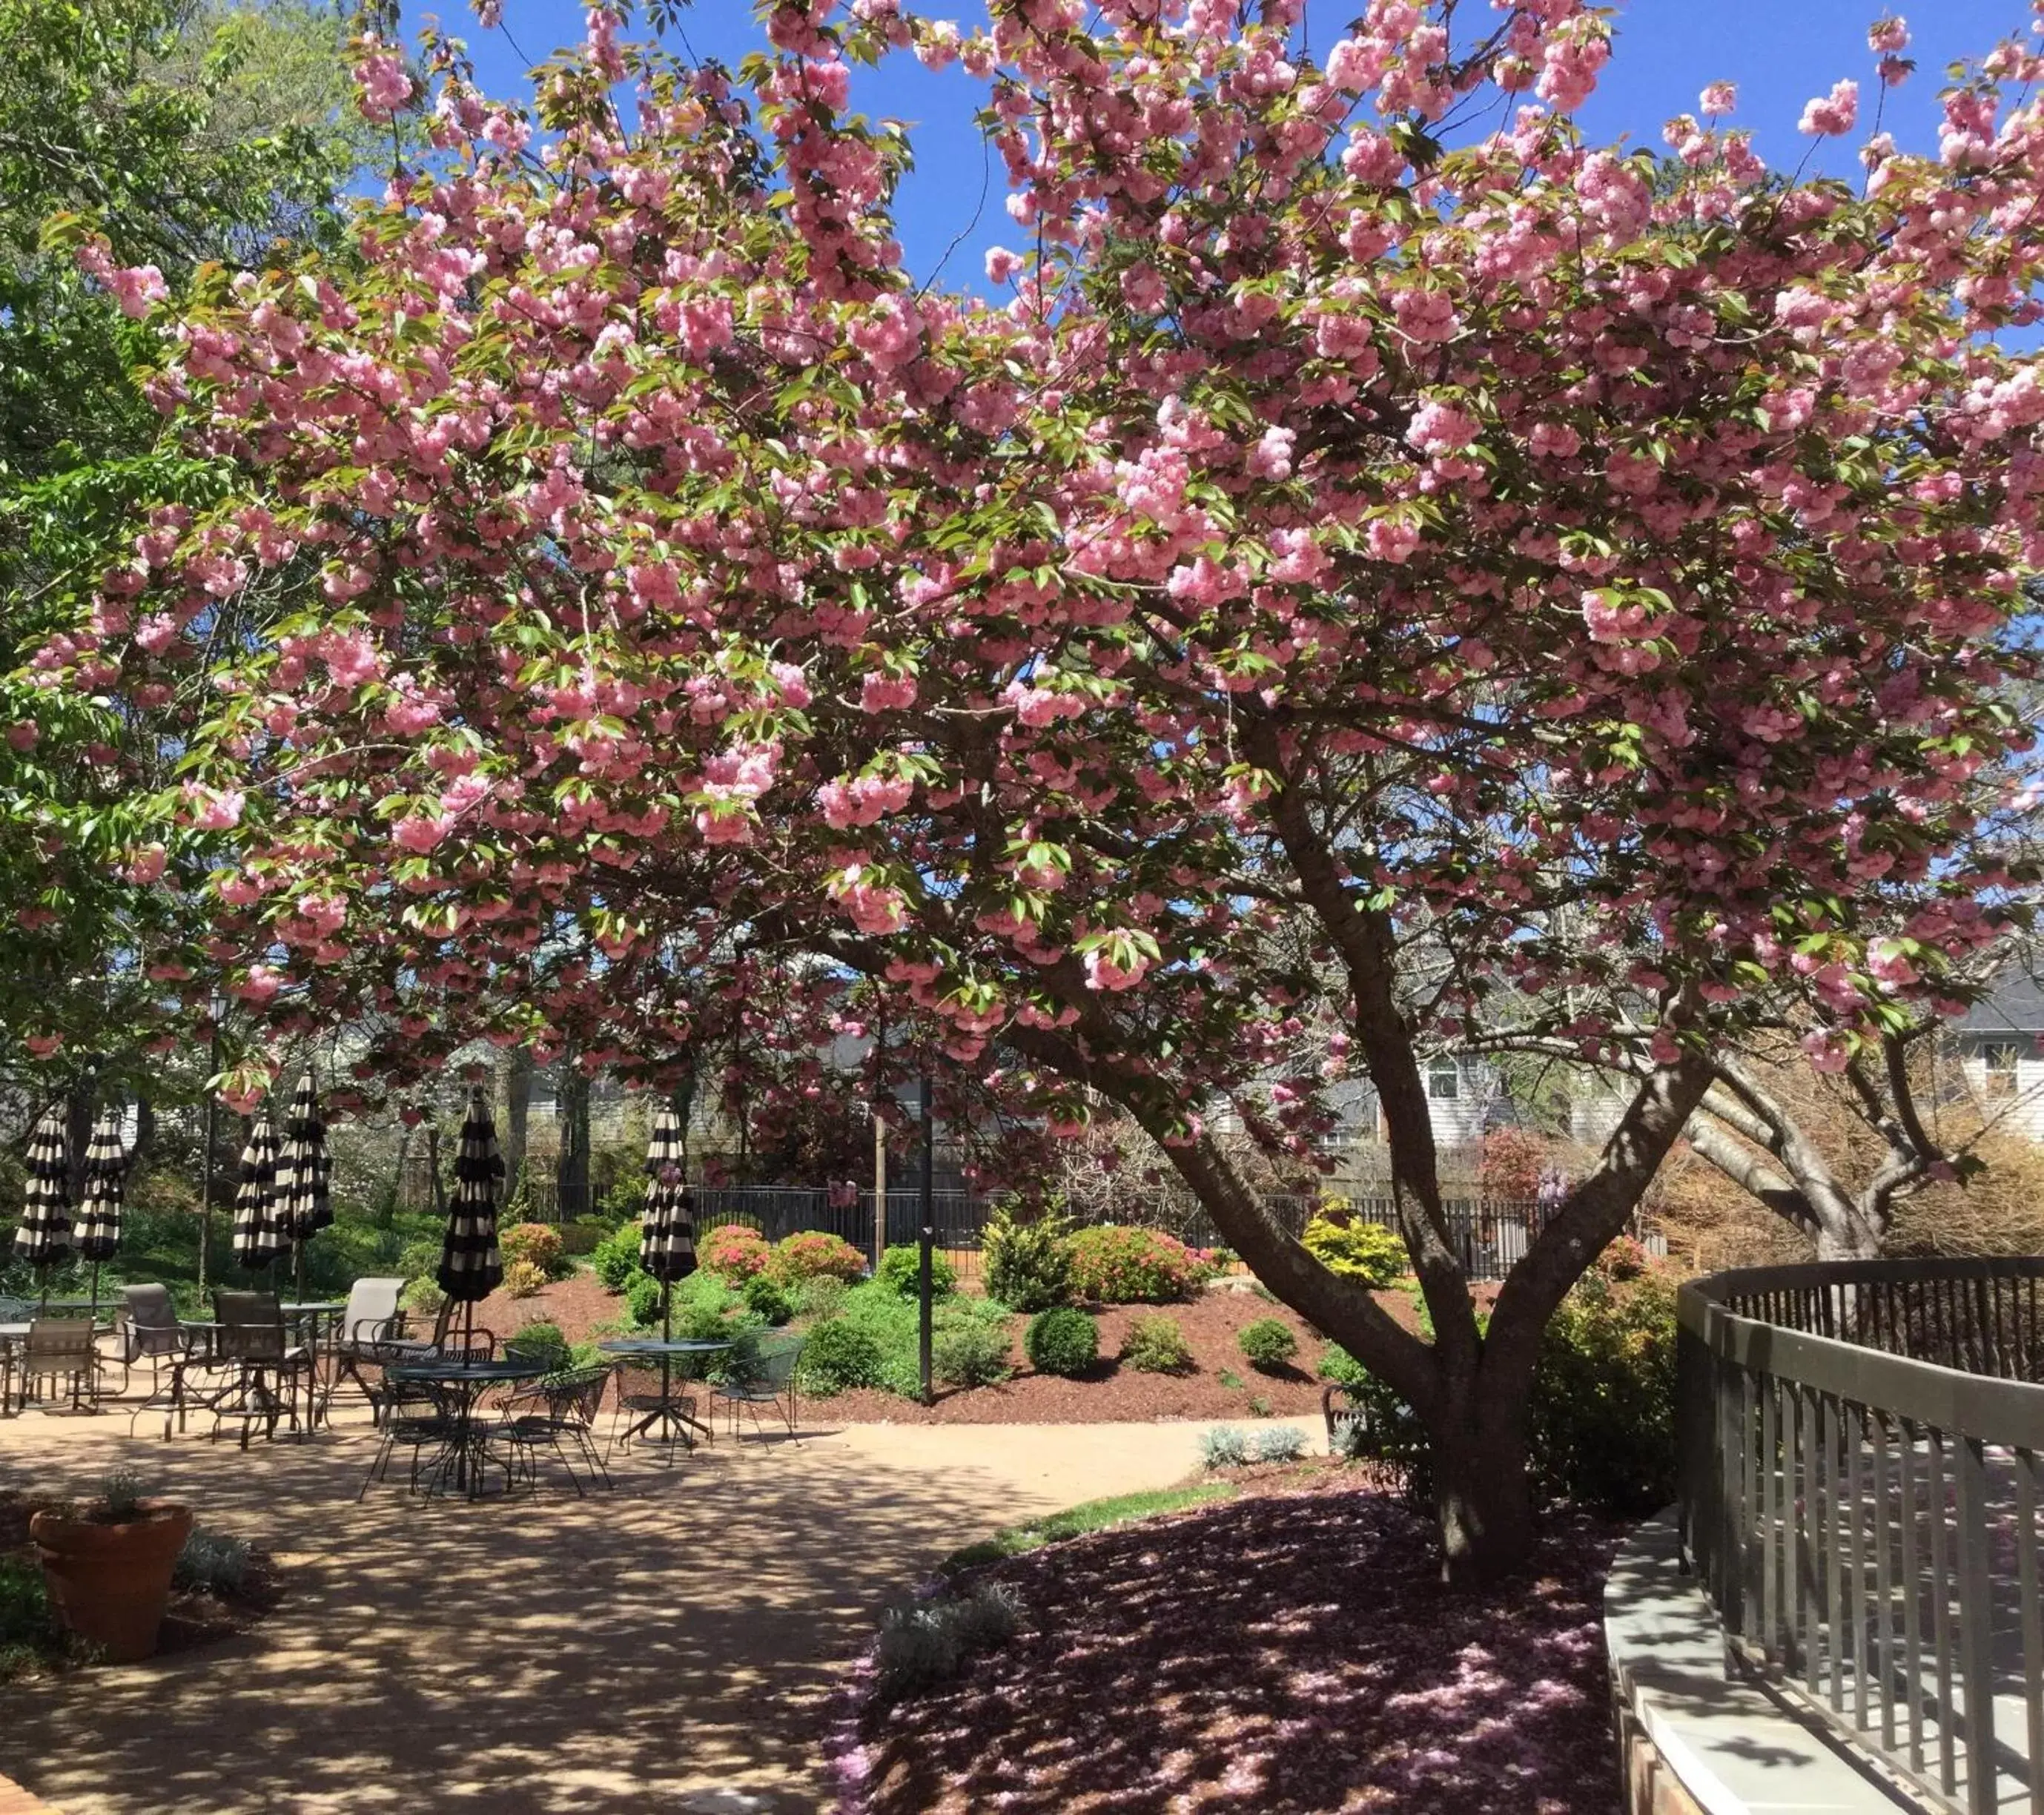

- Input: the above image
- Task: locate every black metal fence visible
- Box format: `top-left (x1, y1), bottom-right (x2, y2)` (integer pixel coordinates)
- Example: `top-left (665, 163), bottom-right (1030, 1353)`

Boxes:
top-left (667, 1186), bottom-right (1646, 1284)
top-left (1677, 1257), bottom-right (2044, 1815)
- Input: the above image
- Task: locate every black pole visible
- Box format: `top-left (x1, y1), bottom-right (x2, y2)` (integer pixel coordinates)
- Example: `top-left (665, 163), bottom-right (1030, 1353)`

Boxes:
top-left (918, 1073), bottom-right (934, 1406)
top-left (198, 1019), bottom-right (220, 1295)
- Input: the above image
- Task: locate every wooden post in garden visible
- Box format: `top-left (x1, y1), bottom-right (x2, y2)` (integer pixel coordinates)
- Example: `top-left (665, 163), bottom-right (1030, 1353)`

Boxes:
top-left (872, 1112), bottom-right (887, 1275)
top-left (919, 1074), bottom-right (934, 1406)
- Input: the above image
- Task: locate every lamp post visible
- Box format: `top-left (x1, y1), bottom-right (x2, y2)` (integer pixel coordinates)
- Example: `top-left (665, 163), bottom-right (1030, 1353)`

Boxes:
top-left (196, 988), bottom-right (224, 1295)
top-left (918, 1073), bottom-right (934, 1406)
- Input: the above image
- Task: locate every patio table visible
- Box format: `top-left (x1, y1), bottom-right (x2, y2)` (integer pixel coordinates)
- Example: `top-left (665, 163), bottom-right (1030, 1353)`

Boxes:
top-left (598, 1338), bottom-right (731, 1452)
top-left (382, 1355), bottom-right (548, 1500)
top-left (280, 1302), bottom-right (347, 1427)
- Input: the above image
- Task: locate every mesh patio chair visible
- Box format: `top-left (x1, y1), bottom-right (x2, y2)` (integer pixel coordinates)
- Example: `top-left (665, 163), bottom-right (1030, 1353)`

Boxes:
top-left (357, 1372), bottom-right (461, 1500)
top-left (210, 1290), bottom-right (314, 1449)
top-left (490, 1363), bottom-right (615, 1496)
top-left (0, 1295), bottom-right (29, 1415)
top-left (325, 1277), bottom-right (406, 1420)
top-left (19, 1319), bottom-right (101, 1413)
top-left (113, 1285), bottom-right (193, 1393)
top-left (710, 1337), bottom-right (804, 1441)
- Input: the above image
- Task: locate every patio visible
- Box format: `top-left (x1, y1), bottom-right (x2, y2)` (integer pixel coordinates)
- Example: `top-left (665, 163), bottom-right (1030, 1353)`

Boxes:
top-left (0, 1406), bottom-right (1240, 1814)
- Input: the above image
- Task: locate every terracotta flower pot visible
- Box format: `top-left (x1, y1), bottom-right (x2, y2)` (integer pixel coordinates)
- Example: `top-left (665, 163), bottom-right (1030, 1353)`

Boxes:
top-left (30, 1499), bottom-right (194, 1664)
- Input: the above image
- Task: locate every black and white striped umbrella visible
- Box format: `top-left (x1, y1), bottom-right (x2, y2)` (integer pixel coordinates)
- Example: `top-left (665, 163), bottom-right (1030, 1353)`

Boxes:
top-left (13, 1105), bottom-right (73, 1269)
top-left (73, 1108), bottom-right (128, 1263)
top-left (437, 1088), bottom-right (503, 1304)
top-left (639, 1103), bottom-right (697, 1285)
top-left (274, 1072), bottom-right (331, 1248)
top-left (231, 1108), bottom-right (284, 1272)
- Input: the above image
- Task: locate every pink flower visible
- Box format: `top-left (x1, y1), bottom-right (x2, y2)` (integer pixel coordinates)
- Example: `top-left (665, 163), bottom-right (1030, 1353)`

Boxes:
top-left (1367, 518), bottom-right (1420, 564)
top-left (860, 672), bottom-right (918, 713)
top-left (7, 722), bottom-right (37, 751)
top-left (985, 247), bottom-right (1025, 285)
top-left (1406, 400), bottom-right (1480, 457)
top-left (1246, 426), bottom-right (1295, 480)
top-left (107, 265), bottom-right (168, 318)
top-left (1699, 81), bottom-right (1737, 118)
top-left (24, 1034), bottom-right (62, 1059)
top-left (1799, 79), bottom-right (1859, 137)
top-left (392, 813), bottom-right (454, 853)
top-left (236, 965), bottom-right (285, 1005)
top-left (182, 782), bottom-right (245, 831)
top-left (354, 51), bottom-right (414, 122)
top-left (121, 844), bottom-right (168, 884)
top-left (1867, 16), bottom-right (1908, 55)
top-left (1801, 1029), bottom-right (1853, 1074)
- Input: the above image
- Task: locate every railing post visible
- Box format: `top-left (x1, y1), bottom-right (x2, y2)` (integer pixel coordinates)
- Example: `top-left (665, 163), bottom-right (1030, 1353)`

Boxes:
top-left (1953, 1432), bottom-right (1999, 1815)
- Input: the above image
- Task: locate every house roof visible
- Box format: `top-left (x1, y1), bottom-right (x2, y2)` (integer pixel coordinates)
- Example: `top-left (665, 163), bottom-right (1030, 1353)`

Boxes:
top-left (1958, 971), bottom-right (2044, 1034)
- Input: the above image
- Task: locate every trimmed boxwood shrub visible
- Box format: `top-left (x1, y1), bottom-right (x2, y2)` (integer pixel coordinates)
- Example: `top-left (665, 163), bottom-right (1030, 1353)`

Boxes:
top-left (1066, 1225), bottom-right (1201, 1303)
top-left (1024, 1306), bottom-right (1099, 1378)
top-left (876, 1243), bottom-right (957, 1299)
top-left (1120, 1313), bottom-right (1194, 1374)
top-left (624, 1271), bottom-right (664, 1329)
top-left (699, 1223), bottom-right (774, 1283)
top-left (773, 1229), bottom-right (867, 1284)
top-left (1238, 1317), bottom-right (1299, 1371)
top-left (798, 1318), bottom-right (887, 1394)
top-left (742, 1273), bottom-right (796, 1326)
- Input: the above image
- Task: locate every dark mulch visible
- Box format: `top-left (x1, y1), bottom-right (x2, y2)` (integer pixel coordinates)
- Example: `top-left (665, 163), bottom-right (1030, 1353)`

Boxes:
top-left (844, 1470), bottom-right (1626, 1814)
top-left (0, 1492), bottom-right (283, 1676)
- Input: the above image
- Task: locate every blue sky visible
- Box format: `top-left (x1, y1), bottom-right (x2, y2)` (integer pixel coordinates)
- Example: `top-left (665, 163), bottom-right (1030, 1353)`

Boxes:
top-left (443, 1), bottom-right (2034, 289)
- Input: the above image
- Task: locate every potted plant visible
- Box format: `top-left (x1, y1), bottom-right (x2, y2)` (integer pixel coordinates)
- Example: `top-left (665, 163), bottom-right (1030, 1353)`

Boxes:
top-left (30, 1469), bottom-right (194, 1663)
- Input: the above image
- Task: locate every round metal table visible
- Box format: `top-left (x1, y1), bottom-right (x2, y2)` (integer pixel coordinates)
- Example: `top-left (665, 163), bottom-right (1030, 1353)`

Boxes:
top-left (598, 1338), bottom-right (732, 1452)
top-left (382, 1356), bottom-right (549, 1499)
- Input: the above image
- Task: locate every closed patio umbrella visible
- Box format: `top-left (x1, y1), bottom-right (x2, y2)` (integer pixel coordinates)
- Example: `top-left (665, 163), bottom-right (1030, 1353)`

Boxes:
top-left (638, 1103), bottom-right (697, 1341)
top-left (437, 1088), bottom-right (503, 1352)
top-left (231, 1108), bottom-right (283, 1272)
top-left (274, 1072), bottom-right (331, 1299)
top-left (14, 1105), bottom-right (73, 1310)
top-left (73, 1106), bottom-right (128, 1318)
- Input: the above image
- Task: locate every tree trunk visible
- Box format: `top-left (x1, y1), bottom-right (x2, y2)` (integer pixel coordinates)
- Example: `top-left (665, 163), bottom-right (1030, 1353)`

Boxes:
top-left (1427, 1380), bottom-right (1538, 1584)
top-left (502, 1046), bottom-right (533, 1202)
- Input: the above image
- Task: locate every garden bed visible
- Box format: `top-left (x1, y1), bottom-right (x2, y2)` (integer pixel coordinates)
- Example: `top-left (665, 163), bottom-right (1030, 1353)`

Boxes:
top-left (0, 1492), bottom-right (282, 1680)
top-left (841, 1469), bottom-right (1625, 1813)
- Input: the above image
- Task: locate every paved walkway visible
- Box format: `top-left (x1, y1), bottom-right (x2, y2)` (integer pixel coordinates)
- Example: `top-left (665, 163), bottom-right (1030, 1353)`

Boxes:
top-left (0, 1405), bottom-right (1294, 1814)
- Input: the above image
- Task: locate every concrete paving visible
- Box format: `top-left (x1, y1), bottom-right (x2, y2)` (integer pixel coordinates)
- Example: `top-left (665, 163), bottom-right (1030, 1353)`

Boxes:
top-left (0, 1402), bottom-right (1306, 1814)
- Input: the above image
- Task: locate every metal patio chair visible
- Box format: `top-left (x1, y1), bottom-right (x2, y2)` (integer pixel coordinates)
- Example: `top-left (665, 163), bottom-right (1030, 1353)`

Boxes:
top-left (710, 1336), bottom-right (804, 1441)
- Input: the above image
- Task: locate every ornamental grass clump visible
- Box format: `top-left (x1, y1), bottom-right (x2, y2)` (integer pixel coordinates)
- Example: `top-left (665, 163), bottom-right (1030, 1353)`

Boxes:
top-left (873, 1583), bottom-right (1022, 1704)
top-left (1065, 1226), bottom-right (1200, 1304)
top-left (1023, 1306), bottom-right (1098, 1377)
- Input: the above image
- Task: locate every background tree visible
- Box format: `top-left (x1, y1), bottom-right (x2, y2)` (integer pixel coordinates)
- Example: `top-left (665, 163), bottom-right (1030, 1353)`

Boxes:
top-left (36, 0), bottom-right (2044, 1578)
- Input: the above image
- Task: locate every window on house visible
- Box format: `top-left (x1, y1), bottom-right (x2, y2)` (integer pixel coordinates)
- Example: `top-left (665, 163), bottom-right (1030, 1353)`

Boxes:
top-left (1427, 1058), bottom-right (1461, 1102)
top-left (1979, 1040), bottom-right (2022, 1098)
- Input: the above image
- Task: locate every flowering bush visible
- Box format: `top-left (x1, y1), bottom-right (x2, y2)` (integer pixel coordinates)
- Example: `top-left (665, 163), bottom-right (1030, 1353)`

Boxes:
top-left (1066, 1226), bottom-right (1201, 1304)
top-left (699, 1223), bottom-right (773, 1284)
top-left (772, 1229), bottom-right (866, 1285)
top-left (1479, 1128), bottom-right (1551, 1204)
top-left (498, 1221), bottom-right (566, 1280)
top-left (1300, 1213), bottom-right (1409, 1289)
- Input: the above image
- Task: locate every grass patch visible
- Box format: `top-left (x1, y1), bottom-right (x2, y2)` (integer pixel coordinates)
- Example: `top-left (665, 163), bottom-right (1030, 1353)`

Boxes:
top-left (943, 1481), bottom-right (1235, 1574)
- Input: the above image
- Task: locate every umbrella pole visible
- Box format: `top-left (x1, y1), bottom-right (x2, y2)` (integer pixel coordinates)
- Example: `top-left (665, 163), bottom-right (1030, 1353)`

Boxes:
top-left (89, 1260), bottom-right (99, 1320)
top-left (662, 1277), bottom-right (672, 1343)
top-left (296, 1244), bottom-right (306, 1303)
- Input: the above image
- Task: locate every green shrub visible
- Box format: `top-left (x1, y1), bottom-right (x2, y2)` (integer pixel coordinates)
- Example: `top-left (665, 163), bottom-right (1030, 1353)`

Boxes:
top-left (742, 1274), bottom-right (796, 1326)
top-left (504, 1321), bottom-right (572, 1371)
top-left (601, 1168), bottom-right (649, 1223)
top-left (700, 1223), bottom-right (774, 1283)
top-left (592, 1220), bottom-right (645, 1291)
top-left (1066, 1225), bottom-right (1200, 1303)
top-left (1529, 1262), bottom-right (1677, 1513)
top-left (397, 1235), bottom-right (443, 1283)
top-left (796, 1274), bottom-right (850, 1319)
top-left (1199, 1426), bottom-right (1251, 1467)
top-left (1300, 1213), bottom-right (1408, 1288)
top-left (1237, 1317), bottom-right (1298, 1372)
top-left (876, 1243), bottom-right (957, 1299)
top-left (981, 1200), bottom-right (1073, 1312)
top-left (1120, 1314), bottom-right (1194, 1374)
top-left (400, 1275), bottom-right (444, 1318)
top-left (773, 1229), bottom-right (867, 1284)
top-left (173, 1530), bottom-right (251, 1597)
top-left (559, 1217), bottom-right (613, 1257)
top-left (624, 1272), bottom-right (664, 1329)
top-left (501, 1257), bottom-right (547, 1299)
top-left (798, 1318), bottom-right (887, 1394)
top-left (499, 1221), bottom-right (569, 1279)
top-left (1024, 1306), bottom-right (1098, 1378)
top-left (933, 1322), bottom-right (1013, 1387)
top-left (1254, 1425), bottom-right (1306, 1463)
top-left (1317, 1343), bottom-right (1370, 1389)
top-left (0, 1556), bottom-right (61, 1679)
top-left (873, 1583), bottom-right (1022, 1704)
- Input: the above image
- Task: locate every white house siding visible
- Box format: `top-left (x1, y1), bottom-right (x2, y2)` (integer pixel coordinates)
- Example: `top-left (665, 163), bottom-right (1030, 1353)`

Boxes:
top-left (1957, 1051), bottom-right (2044, 1141)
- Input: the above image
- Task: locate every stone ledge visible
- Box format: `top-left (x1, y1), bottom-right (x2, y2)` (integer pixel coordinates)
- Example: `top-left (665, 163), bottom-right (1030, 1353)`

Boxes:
top-left (1605, 1513), bottom-right (1925, 1815)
